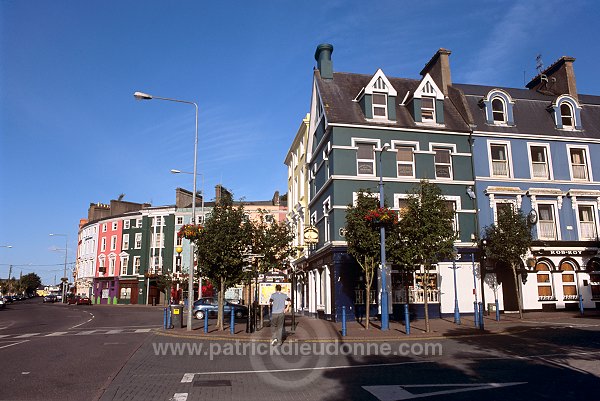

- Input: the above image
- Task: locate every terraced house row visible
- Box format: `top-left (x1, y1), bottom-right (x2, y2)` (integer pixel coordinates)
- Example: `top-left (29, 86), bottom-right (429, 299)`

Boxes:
top-left (285, 44), bottom-right (600, 322)
top-left (74, 187), bottom-right (286, 304)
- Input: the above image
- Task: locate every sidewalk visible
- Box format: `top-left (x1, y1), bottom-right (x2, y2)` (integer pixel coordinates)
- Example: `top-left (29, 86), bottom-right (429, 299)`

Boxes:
top-left (158, 309), bottom-right (600, 342)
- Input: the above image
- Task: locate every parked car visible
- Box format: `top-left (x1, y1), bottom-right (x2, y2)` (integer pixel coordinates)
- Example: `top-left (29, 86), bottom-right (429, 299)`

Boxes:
top-left (2, 295), bottom-right (13, 304)
top-left (192, 297), bottom-right (248, 320)
top-left (68, 295), bottom-right (92, 305)
top-left (43, 294), bottom-right (57, 303)
top-left (0, 298), bottom-right (5, 309)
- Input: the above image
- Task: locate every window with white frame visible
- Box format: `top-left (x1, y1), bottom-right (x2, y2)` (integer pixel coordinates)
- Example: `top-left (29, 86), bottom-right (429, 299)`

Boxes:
top-left (489, 142), bottom-right (510, 177)
top-left (568, 146), bottom-right (590, 181)
top-left (323, 198), bottom-right (331, 243)
top-left (176, 216), bottom-right (184, 225)
top-left (136, 218), bottom-right (142, 228)
top-left (154, 216), bottom-right (163, 226)
top-left (445, 200), bottom-right (459, 233)
top-left (134, 233), bottom-right (142, 249)
top-left (110, 235), bottom-right (117, 251)
top-left (577, 204), bottom-right (597, 240)
top-left (494, 200), bottom-right (515, 223)
top-left (133, 256), bottom-right (141, 275)
top-left (372, 93), bottom-right (388, 118)
top-left (395, 197), bottom-right (409, 219)
top-left (433, 146), bottom-right (452, 179)
top-left (560, 102), bottom-right (574, 129)
top-left (421, 96), bottom-right (436, 122)
top-left (112, 222), bottom-right (118, 231)
top-left (535, 261), bottom-right (554, 300)
top-left (120, 256), bottom-right (129, 276)
top-left (102, 224), bottom-right (107, 232)
top-left (122, 234), bottom-right (129, 250)
top-left (537, 203), bottom-right (558, 240)
top-left (356, 142), bottom-right (375, 175)
top-left (101, 237), bottom-right (106, 252)
top-left (560, 261), bottom-right (578, 300)
top-left (124, 219), bottom-right (130, 229)
top-left (491, 97), bottom-right (506, 123)
top-left (529, 145), bottom-right (551, 180)
top-left (153, 232), bottom-right (163, 248)
top-left (109, 257), bottom-right (116, 276)
top-left (395, 145), bottom-right (415, 177)
top-left (98, 256), bottom-right (105, 274)
top-left (176, 236), bottom-right (183, 246)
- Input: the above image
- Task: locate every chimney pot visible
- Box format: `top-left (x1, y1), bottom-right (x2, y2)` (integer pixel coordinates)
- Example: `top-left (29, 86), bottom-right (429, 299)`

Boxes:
top-left (315, 43), bottom-right (334, 79)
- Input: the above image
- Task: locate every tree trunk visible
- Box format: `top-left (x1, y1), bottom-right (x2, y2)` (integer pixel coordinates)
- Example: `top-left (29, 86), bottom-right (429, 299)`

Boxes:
top-left (423, 267), bottom-right (430, 332)
top-left (511, 265), bottom-right (523, 319)
top-left (365, 280), bottom-right (370, 330)
top-left (217, 277), bottom-right (225, 330)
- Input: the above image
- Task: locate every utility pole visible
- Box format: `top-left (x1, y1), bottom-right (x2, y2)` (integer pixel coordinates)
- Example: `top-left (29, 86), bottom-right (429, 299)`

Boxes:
top-left (7, 265), bottom-right (13, 293)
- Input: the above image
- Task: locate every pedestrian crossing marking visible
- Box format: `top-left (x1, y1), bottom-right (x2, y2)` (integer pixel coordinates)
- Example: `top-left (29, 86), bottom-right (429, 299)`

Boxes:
top-left (363, 382), bottom-right (527, 400)
top-left (106, 329), bottom-right (123, 334)
top-left (46, 332), bottom-right (69, 337)
top-left (181, 373), bottom-right (195, 383)
top-left (75, 330), bottom-right (97, 335)
top-left (14, 333), bottom-right (40, 338)
top-left (134, 328), bottom-right (151, 333)
top-left (169, 393), bottom-right (188, 401)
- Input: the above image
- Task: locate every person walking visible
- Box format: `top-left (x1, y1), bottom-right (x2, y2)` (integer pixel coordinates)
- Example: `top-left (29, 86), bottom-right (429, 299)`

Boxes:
top-left (269, 284), bottom-right (290, 346)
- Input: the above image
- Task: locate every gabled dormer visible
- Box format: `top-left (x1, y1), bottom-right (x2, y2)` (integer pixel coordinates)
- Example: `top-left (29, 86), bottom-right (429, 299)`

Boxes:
top-left (481, 89), bottom-right (515, 126)
top-left (355, 69), bottom-right (397, 121)
top-left (549, 95), bottom-right (582, 130)
top-left (409, 73), bottom-right (445, 125)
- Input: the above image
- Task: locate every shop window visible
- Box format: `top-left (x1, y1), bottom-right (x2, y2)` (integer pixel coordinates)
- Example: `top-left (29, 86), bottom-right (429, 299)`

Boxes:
top-left (536, 262), bottom-right (554, 300)
top-left (561, 262), bottom-right (578, 300)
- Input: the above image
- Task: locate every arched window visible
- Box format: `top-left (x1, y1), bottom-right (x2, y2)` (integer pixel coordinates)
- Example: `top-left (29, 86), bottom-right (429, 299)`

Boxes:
top-left (492, 97), bottom-right (506, 123)
top-left (560, 261), bottom-right (578, 300)
top-left (536, 262), bottom-right (554, 300)
top-left (560, 102), bottom-right (574, 128)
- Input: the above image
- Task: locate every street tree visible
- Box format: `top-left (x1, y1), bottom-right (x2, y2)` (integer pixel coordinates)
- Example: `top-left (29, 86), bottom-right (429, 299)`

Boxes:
top-left (194, 190), bottom-right (253, 330)
top-left (345, 190), bottom-right (399, 329)
top-left (19, 273), bottom-right (41, 294)
top-left (393, 180), bottom-right (456, 332)
top-left (483, 206), bottom-right (532, 319)
top-left (250, 210), bottom-right (295, 274)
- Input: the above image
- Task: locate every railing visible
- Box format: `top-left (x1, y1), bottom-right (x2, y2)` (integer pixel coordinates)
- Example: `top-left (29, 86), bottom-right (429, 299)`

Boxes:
top-left (538, 221), bottom-right (557, 240)
top-left (354, 289), bottom-right (377, 305)
top-left (579, 222), bottom-right (597, 240)
top-left (532, 162), bottom-right (549, 179)
top-left (492, 160), bottom-right (508, 177)
top-left (392, 288), bottom-right (440, 304)
top-left (572, 164), bottom-right (588, 180)
top-left (563, 295), bottom-right (579, 301)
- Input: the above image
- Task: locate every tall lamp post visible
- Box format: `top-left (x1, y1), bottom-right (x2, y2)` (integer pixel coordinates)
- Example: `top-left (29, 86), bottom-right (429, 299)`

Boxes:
top-left (49, 233), bottom-right (68, 303)
top-left (171, 169), bottom-right (205, 299)
top-left (451, 246), bottom-right (461, 324)
top-left (134, 91), bottom-right (198, 332)
top-left (377, 143), bottom-right (390, 331)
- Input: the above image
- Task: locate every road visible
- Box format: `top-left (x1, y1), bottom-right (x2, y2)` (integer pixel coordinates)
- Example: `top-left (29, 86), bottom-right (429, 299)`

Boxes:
top-left (2, 300), bottom-right (599, 401)
top-left (0, 298), bottom-right (161, 401)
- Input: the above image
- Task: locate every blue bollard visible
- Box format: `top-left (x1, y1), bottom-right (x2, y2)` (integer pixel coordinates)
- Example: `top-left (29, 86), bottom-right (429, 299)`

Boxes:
top-left (230, 309), bottom-right (235, 335)
top-left (579, 294), bottom-right (584, 316)
top-left (478, 302), bottom-right (484, 330)
top-left (404, 303), bottom-right (410, 335)
top-left (495, 299), bottom-right (500, 321)
top-left (342, 306), bottom-right (347, 337)
top-left (204, 311), bottom-right (209, 333)
top-left (163, 307), bottom-right (168, 329)
top-left (168, 307), bottom-right (173, 329)
top-left (473, 301), bottom-right (479, 328)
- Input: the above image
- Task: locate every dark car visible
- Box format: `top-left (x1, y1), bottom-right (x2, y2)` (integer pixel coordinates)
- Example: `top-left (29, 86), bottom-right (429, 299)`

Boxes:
top-left (43, 294), bottom-right (57, 303)
top-left (68, 295), bottom-right (92, 305)
top-left (192, 297), bottom-right (248, 320)
top-left (2, 295), bottom-right (13, 304)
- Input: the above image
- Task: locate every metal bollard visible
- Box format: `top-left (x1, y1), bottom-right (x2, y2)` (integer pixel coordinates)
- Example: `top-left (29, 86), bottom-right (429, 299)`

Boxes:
top-left (473, 301), bottom-right (479, 328)
top-left (163, 307), bottom-right (168, 329)
top-left (404, 303), bottom-right (410, 335)
top-left (230, 309), bottom-right (235, 335)
top-left (495, 299), bottom-right (500, 321)
top-left (478, 302), bottom-right (484, 330)
top-left (341, 306), bottom-right (347, 337)
top-left (204, 311), bottom-right (208, 333)
top-left (579, 294), bottom-right (584, 316)
top-left (168, 307), bottom-right (173, 329)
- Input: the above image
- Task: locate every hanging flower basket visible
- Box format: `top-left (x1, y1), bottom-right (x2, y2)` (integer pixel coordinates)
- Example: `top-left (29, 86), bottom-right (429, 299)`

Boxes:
top-left (364, 207), bottom-right (398, 226)
top-left (177, 224), bottom-right (203, 240)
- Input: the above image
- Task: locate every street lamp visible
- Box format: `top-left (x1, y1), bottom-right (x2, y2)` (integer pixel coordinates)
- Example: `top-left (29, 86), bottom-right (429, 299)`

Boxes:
top-left (135, 91), bottom-right (198, 332)
top-left (0, 245), bottom-right (12, 248)
top-left (377, 143), bottom-right (390, 331)
top-left (451, 246), bottom-right (461, 324)
top-left (49, 233), bottom-right (68, 303)
top-left (171, 168), bottom-right (205, 299)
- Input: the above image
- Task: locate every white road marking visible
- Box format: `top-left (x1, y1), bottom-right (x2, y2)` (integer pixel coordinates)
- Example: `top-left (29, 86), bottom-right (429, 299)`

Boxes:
top-left (45, 332), bottom-right (68, 337)
top-left (363, 382), bottom-right (527, 401)
top-left (134, 328), bottom-right (152, 333)
top-left (75, 330), bottom-right (97, 335)
top-left (0, 334), bottom-right (9, 338)
top-left (70, 311), bottom-right (94, 329)
top-left (14, 333), bottom-right (40, 338)
top-left (0, 340), bottom-right (29, 349)
top-left (106, 329), bottom-right (123, 334)
top-left (21, 372), bottom-right (30, 375)
top-left (181, 373), bottom-right (195, 383)
top-left (169, 393), bottom-right (188, 401)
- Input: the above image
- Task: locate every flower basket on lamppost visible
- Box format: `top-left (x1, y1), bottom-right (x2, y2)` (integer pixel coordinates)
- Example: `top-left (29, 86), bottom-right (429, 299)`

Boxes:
top-left (364, 207), bottom-right (399, 227)
top-left (177, 224), bottom-right (203, 241)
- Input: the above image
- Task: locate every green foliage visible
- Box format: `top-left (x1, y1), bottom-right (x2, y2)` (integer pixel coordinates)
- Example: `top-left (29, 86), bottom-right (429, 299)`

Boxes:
top-left (390, 180), bottom-right (456, 269)
top-left (155, 274), bottom-right (172, 295)
top-left (19, 273), bottom-right (42, 294)
top-left (250, 210), bottom-right (294, 274)
top-left (483, 207), bottom-right (532, 268)
top-left (345, 190), bottom-right (381, 264)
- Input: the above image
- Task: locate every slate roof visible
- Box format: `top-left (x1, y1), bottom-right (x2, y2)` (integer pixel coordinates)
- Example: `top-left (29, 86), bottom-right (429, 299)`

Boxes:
top-left (315, 70), bottom-right (471, 133)
top-left (455, 83), bottom-right (600, 140)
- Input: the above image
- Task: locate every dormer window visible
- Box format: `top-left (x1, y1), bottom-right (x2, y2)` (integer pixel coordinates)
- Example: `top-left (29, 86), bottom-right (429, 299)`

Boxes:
top-left (492, 98), bottom-right (506, 123)
top-left (372, 93), bottom-right (387, 118)
top-left (412, 74), bottom-right (444, 125)
top-left (421, 96), bottom-right (435, 122)
top-left (551, 95), bottom-right (581, 130)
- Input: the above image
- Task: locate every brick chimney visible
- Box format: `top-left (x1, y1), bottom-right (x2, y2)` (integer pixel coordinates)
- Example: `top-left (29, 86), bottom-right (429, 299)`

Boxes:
top-left (420, 48), bottom-right (452, 96)
top-left (526, 56), bottom-right (578, 100)
top-left (315, 43), bottom-right (334, 79)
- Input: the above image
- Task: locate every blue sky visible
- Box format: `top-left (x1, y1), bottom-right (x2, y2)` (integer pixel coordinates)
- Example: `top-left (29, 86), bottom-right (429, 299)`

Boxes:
top-left (1, 0), bottom-right (599, 285)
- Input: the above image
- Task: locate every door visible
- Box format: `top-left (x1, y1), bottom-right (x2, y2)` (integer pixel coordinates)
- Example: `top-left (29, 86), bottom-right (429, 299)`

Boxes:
top-left (497, 267), bottom-right (518, 311)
